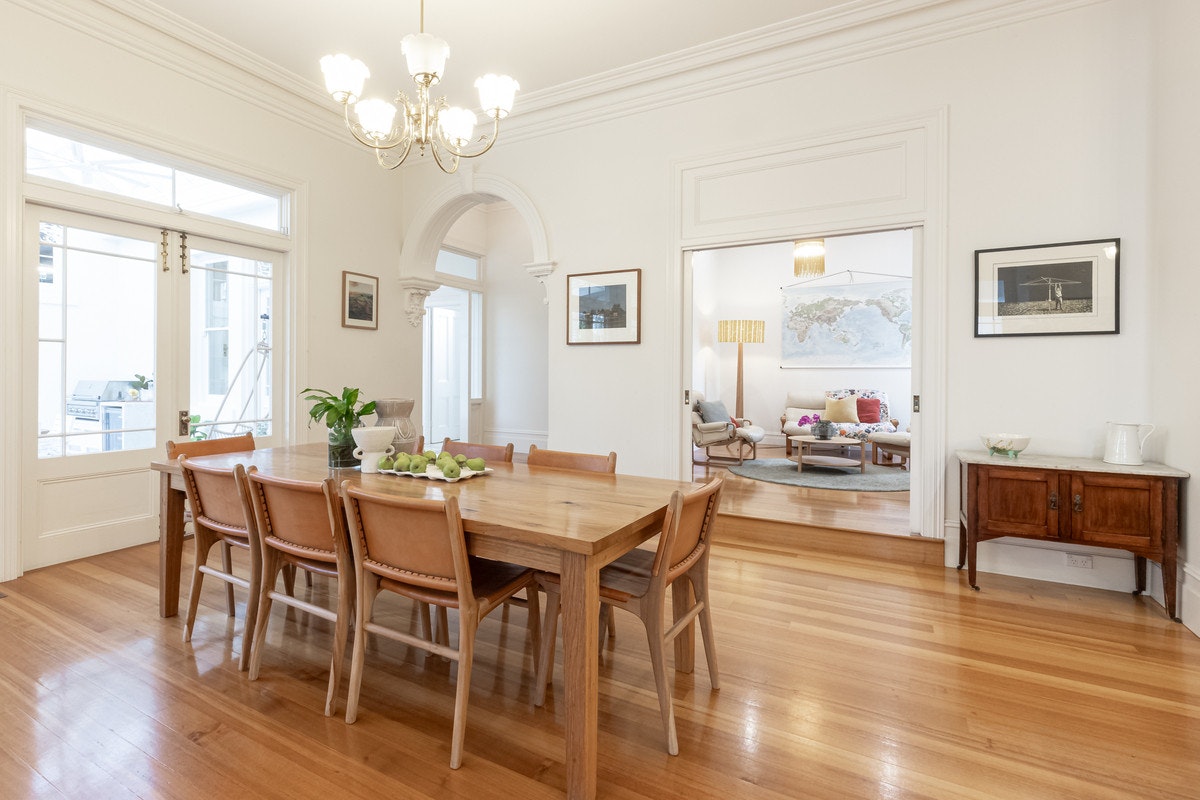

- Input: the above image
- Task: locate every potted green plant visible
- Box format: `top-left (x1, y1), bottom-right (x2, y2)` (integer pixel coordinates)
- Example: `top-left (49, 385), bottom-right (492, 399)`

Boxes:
top-left (301, 386), bottom-right (377, 468)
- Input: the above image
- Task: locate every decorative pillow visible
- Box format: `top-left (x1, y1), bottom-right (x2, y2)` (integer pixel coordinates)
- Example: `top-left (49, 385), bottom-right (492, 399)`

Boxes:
top-left (730, 416), bottom-right (740, 428)
top-left (697, 399), bottom-right (731, 424)
top-left (825, 395), bottom-right (860, 423)
top-left (784, 406), bottom-right (824, 424)
top-left (856, 397), bottom-right (882, 424)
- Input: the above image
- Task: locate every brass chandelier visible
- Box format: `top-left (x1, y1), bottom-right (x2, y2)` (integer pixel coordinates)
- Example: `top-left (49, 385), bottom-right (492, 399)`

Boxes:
top-left (319, 0), bottom-right (518, 174)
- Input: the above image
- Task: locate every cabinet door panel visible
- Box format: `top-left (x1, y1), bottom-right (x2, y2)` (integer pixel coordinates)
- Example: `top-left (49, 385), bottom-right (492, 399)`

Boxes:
top-left (1070, 474), bottom-right (1163, 554)
top-left (977, 467), bottom-right (1063, 540)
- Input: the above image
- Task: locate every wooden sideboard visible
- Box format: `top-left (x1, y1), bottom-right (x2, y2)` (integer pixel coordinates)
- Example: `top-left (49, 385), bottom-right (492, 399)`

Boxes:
top-left (956, 450), bottom-right (1189, 621)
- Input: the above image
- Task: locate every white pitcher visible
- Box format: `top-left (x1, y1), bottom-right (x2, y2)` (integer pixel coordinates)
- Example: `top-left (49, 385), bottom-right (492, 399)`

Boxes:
top-left (1103, 421), bottom-right (1155, 465)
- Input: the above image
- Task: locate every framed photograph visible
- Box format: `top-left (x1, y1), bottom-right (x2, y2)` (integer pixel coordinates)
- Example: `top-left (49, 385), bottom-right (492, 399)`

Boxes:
top-left (567, 268), bottom-right (641, 345)
top-left (341, 270), bottom-right (378, 330)
top-left (974, 238), bottom-right (1119, 337)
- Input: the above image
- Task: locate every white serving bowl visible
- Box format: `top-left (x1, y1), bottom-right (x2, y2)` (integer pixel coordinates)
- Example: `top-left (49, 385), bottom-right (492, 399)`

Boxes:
top-left (351, 425), bottom-right (397, 451)
top-left (980, 433), bottom-right (1030, 457)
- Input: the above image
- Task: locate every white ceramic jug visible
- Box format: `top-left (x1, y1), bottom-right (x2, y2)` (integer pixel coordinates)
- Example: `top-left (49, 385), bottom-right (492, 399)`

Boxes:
top-left (1103, 421), bottom-right (1155, 465)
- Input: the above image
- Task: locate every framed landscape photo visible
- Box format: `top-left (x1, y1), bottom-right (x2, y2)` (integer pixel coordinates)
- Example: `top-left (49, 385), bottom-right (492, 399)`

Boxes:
top-left (567, 268), bottom-right (641, 345)
top-left (974, 238), bottom-right (1119, 337)
top-left (341, 270), bottom-right (378, 330)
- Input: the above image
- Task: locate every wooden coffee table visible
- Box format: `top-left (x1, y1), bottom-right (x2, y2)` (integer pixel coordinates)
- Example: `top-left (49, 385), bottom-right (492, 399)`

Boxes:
top-left (788, 434), bottom-right (867, 474)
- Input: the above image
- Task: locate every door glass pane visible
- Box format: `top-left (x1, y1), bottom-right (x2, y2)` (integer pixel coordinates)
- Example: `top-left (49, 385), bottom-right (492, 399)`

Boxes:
top-left (37, 222), bottom-right (157, 458)
top-left (188, 248), bottom-right (272, 440)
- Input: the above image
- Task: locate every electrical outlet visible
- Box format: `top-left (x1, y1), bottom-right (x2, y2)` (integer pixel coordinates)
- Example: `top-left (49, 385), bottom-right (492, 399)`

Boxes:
top-left (1066, 553), bottom-right (1094, 569)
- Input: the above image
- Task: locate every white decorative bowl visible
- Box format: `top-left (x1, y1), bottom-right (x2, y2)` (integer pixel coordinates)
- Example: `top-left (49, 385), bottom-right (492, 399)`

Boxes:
top-left (351, 426), bottom-right (397, 451)
top-left (980, 433), bottom-right (1030, 458)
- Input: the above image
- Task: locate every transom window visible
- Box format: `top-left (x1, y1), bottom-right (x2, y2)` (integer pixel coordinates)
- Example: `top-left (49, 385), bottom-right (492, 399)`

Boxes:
top-left (25, 122), bottom-right (288, 233)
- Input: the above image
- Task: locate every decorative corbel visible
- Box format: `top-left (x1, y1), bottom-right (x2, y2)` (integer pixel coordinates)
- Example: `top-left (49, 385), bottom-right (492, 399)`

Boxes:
top-left (397, 277), bottom-right (442, 327)
top-left (524, 261), bottom-right (556, 305)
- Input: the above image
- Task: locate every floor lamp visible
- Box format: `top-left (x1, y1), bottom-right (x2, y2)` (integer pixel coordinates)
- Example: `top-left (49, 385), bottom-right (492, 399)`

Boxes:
top-left (717, 319), bottom-right (765, 420)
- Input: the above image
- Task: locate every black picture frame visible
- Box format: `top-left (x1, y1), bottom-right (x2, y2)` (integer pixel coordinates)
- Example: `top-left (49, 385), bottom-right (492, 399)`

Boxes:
top-left (974, 238), bottom-right (1119, 337)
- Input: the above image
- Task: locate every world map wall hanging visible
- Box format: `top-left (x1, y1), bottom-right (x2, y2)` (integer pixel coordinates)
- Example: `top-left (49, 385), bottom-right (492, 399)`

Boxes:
top-left (781, 276), bottom-right (912, 368)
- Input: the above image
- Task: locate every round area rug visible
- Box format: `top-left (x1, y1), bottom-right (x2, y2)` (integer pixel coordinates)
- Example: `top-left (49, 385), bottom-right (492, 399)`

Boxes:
top-left (727, 458), bottom-right (910, 491)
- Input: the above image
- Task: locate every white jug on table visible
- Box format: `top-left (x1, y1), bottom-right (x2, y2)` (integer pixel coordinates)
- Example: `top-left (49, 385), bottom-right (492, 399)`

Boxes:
top-left (1103, 421), bottom-right (1154, 465)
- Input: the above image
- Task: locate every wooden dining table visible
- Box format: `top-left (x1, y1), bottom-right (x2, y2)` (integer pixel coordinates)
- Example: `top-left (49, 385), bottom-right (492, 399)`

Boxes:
top-left (150, 442), bottom-right (700, 800)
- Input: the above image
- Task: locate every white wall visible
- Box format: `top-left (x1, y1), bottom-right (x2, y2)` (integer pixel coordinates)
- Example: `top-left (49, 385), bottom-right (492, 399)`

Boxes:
top-left (397, 1), bottom-right (1195, 616)
top-left (1149, 0), bottom-right (1200, 631)
top-left (692, 230), bottom-right (913, 441)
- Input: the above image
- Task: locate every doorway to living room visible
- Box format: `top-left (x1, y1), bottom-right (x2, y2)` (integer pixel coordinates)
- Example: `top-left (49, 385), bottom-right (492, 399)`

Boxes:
top-left (690, 229), bottom-right (916, 538)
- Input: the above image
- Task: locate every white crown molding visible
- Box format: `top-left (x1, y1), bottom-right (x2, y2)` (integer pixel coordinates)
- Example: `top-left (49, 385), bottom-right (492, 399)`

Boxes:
top-left (9, 0), bottom-right (1106, 152)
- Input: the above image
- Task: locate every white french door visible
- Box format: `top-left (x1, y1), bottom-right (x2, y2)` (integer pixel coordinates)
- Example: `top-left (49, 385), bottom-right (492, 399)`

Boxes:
top-left (22, 205), bottom-right (282, 569)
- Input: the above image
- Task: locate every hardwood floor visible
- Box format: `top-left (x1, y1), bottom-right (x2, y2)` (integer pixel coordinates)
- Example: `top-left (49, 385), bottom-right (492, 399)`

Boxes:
top-left (695, 444), bottom-right (910, 530)
top-left (2, 530), bottom-right (1197, 799)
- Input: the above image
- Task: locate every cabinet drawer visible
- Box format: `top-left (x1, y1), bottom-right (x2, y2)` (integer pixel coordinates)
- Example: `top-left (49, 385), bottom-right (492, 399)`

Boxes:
top-left (1069, 473), bottom-right (1163, 554)
top-left (977, 466), bottom-right (1063, 540)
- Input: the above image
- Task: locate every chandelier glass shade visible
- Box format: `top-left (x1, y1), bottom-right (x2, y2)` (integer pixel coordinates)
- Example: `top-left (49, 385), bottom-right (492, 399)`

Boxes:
top-left (319, 3), bottom-right (517, 174)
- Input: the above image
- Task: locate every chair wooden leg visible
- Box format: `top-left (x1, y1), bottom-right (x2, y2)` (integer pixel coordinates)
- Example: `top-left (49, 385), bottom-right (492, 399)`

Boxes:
top-left (692, 573), bottom-right (720, 690)
top-left (525, 585), bottom-right (541, 665)
top-left (236, 538), bottom-right (262, 673)
top-left (220, 541), bottom-right (236, 616)
top-left (282, 563), bottom-right (296, 596)
top-left (449, 616), bottom-right (475, 769)
top-left (183, 529), bottom-right (217, 642)
top-left (534, 589), bottom-right (560, 707)
top-left (326, 570), bottom-right (353, 717)
top-left (345, 578), bottom-right (379, 725)
top-left (642, 607), bottom-right (679, 756)
top-left (248, 550), bottom-right (282, 681)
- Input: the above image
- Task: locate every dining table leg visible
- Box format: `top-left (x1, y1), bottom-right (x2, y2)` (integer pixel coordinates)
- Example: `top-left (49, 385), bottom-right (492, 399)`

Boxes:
top-left (159, 473), bottom-right (185, 617)
top-left (560, 551), bottom-right (600, 800)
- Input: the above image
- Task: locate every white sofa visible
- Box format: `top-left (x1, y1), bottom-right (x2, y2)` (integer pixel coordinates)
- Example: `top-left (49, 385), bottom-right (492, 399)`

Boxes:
top-left (780, 389), bottom-right (898, 455)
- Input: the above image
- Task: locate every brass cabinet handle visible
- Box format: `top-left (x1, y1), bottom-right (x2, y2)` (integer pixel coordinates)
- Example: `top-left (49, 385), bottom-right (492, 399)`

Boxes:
top-left (1073, 494), bottom-right (1083, 513)
top-left (1049, 492), bottom-right (1058, 510)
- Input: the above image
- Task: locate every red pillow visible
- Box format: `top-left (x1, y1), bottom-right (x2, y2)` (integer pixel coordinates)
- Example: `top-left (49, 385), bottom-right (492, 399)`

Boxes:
top-left (856, 397), bottom-right (882, 424)
top-left (730, 416), bottom-right (740, 428)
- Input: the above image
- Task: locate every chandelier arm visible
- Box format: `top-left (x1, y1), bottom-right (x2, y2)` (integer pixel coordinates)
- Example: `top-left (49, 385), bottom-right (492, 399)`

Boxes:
top-left (376, 139), bottom-right (415, 170)
top-left (429, 140), bottom-right (460, 174)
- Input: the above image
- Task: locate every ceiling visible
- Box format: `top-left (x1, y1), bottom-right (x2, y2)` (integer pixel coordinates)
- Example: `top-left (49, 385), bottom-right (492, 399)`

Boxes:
top-left (146, 0), bottom-right (857, 110)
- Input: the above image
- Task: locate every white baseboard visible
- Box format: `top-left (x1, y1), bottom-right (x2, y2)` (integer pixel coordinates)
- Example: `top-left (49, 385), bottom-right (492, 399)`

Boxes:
top-left (943, 519), bottom-right (1194, 630)
top-left (485, 427), bottom-right (547, 455)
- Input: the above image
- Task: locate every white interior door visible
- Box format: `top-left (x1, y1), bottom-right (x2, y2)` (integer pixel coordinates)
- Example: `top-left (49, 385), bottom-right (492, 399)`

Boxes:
top-left (424, 286), bottom-right (470, 444)
top-left (21, 207), bottom-right (282, 570)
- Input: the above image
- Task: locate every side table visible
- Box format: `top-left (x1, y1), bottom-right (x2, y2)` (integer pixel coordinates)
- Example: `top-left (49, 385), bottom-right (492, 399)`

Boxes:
top-left (788, 435), bottom-right (866, 474)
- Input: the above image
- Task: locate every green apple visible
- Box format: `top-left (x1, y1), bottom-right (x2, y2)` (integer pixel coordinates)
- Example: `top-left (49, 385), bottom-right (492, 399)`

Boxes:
top-left (441, 461), bottom-right (461, 479)
top-left (422, 450), bottom-right (437, 460)
top-left (393, 452), bottom-right (411, 471)
top-left (455, 454), bottom-right (468, 465)
top-left (377, 454), bottom-right (395, 470)
top-left (409, 455), bottom-right (429, 474)
top-left (465, 457), bottom-right (485, 472)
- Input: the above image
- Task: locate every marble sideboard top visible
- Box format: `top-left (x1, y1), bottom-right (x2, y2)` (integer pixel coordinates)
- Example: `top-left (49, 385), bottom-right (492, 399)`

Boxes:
top-left (954, 450), bottom-right (1190, 479)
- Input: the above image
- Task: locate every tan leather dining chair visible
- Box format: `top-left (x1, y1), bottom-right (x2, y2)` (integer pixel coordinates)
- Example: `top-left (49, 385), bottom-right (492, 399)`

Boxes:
top-left (244, 472), bottom-right (354, 717)
top-left (340, 484), bottom-right (540, 769)
top-left (535, 472), bottom-right (725, 756)
top-left (440, 437), bottom-right (515, 463)
top-left (166, 433), bottom-right (256, 616)
top-left (177, 456), bottom-right (261, 672)
top-left (527, 444), bottom-right (616, 473)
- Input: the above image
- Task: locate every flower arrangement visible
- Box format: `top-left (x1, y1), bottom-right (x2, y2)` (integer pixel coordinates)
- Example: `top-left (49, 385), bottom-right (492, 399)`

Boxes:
top-left (797, 413), bottom-right (821, 426)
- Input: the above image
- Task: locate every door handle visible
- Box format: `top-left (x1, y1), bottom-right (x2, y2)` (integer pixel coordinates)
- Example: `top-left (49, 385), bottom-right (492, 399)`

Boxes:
top-left (1048, 492), bottom-right (1058, 511)
top-left (1073, 494), bottom-right (1083, 513)
top-left (179, 410), bottom-right (190, 437)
